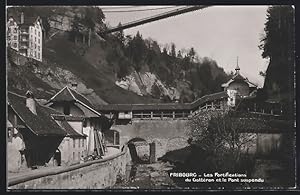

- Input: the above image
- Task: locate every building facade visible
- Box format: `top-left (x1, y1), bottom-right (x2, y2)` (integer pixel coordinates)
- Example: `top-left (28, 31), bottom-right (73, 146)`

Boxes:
top-left (221, 65), bottom-right (258, 107)
top-left (52, 115), bottom-right (87, 166)
top-left (7, 17), bottom-right (19, 51)
top-left (7, 91), bottom-right (67, 171)
top-left (45, 84), bottom-right (113, 157)
top-left (7, 12), bottom-right (43, 62)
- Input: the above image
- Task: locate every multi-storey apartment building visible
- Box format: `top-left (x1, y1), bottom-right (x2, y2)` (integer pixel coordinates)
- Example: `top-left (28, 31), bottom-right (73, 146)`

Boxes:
top-left (7, 12), bottom-right (43, 62)
top-left (7, 17), bottom-right (19, 51)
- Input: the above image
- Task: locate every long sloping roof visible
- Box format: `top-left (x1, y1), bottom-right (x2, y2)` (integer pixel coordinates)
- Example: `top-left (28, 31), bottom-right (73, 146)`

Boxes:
top-left (96, 91), bottom-right (228, 112)
top-left (52, 115), bottom-right (86, 138)
top-left (7, 92), bottom-right (66, 136)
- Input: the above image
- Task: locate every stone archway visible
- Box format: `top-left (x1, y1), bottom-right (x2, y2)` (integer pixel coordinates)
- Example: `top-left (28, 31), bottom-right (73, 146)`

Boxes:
top-left (127, 137), bottom-right (149, 164)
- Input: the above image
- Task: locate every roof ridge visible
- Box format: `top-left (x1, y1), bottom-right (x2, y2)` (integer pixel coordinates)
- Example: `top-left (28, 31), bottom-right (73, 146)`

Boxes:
top-left (48, 86), bottom-right (69, 102)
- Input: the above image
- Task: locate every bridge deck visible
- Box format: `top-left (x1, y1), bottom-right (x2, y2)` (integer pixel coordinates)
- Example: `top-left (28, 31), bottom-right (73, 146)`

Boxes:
top-left (96, 91), bottom-right (227, 112)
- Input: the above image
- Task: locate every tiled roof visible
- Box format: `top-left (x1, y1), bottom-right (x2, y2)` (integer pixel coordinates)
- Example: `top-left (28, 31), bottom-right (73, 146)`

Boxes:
top-left (7, 92), bottom-right (66, 136)
top-left (13, 13), bottom-right (39, 25)
top-left (47, 86), bottom-right (102, 116)
top-left (96, 91), bottom-right (228, 112)
top-left (221, 72), bottom-right (258, 88)
top-left (68, 87), bottom-right (95, 108)
top-left (48, 86), bottom-right (94, 108)
top-left (52, 115), bottom-right (85, 138)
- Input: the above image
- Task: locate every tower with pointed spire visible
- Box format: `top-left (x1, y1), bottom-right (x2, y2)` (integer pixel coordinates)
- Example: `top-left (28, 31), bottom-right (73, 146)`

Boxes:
top-left (235, 56), bottom-right (240, 73)
top-left (221, 57), bottom-right (258, 107)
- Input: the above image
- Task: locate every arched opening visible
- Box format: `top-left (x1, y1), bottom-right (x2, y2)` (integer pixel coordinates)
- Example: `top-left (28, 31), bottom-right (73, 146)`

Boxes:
top-left (127, 137), bottom-right (149, 164)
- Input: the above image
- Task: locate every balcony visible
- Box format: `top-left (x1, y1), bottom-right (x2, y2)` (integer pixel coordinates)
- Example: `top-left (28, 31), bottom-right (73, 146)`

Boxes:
top-left (20, 31), bottom-right (29, 35)
top-left (19, 45), bottom-right (28, 50)
top-left (20, 38), bottom-right (29, 42)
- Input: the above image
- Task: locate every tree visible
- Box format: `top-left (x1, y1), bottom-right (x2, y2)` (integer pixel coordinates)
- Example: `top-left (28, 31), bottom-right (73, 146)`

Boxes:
top-left (177, 50), bottom-right (182, 59)
top-left (70, 15), bottom-right (81, 43)
top-left (114, 22), bottom-right (125, 45)
top-left (162, 47), bottom-right (168, 55)
top-left (187, 111), bottom-right (256, 173)
top-left (188, 47), bottom-right (196, 62)
top-left (259, 6), bottom-right (294, 103)
top-left (125, 31), bottom-right (148, 72)
top-left (170, 43), bottom-right (176, 57)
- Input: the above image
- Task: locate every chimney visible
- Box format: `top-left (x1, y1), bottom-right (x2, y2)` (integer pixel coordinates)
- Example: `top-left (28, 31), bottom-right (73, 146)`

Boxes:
top-left (71, 82), bottom-right (78, 91)
top-left (20, 12), bottom-right (24, 24)
top-left (26, 91), bottom-right (37, 115)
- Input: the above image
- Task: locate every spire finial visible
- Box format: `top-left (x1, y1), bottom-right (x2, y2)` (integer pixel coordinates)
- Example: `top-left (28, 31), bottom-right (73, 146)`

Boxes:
top-left (235, 56), bottom-right (240, 72)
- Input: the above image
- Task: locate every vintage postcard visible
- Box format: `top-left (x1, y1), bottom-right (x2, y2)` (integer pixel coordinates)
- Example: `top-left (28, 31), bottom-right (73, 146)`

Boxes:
top-left (5, 4), bottom-right (297, 191)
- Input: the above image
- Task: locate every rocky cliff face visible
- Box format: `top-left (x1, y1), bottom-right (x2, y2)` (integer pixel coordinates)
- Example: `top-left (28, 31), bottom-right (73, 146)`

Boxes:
top-left (115, 71), bottom-right (180, 101)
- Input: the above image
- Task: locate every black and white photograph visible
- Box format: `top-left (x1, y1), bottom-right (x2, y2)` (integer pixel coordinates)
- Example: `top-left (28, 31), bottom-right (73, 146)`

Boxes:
top-left (5, 4), bottom-right (297, 191)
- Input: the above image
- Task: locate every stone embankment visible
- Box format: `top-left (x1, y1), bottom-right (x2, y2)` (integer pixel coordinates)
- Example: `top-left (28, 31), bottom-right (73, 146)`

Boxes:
top-left (8, 147), bottom-right (130, 189)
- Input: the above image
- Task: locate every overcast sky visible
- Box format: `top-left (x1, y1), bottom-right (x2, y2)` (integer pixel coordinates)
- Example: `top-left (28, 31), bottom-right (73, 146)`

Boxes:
top-left (100, 6), bottom-right (270, 87)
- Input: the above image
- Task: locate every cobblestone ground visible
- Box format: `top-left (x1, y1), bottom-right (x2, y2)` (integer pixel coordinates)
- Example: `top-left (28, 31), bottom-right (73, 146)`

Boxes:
top-left (111, 161), bottom-right (181, 189)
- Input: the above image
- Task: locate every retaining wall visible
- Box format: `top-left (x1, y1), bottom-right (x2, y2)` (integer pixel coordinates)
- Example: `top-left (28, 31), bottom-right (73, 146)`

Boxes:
top-left (113, 119), bottom-right (190, 159)
top-left (8, 147), bottom-right (131, 189)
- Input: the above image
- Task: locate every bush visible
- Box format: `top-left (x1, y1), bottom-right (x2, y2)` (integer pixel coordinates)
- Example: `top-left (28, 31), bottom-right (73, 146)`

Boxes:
top-left (187, 111), bottom-right (257, 174)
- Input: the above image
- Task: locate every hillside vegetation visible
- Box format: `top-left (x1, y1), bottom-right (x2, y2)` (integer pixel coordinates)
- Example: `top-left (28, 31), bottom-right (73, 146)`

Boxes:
top-left (7, 6), bottom-right (230, 105)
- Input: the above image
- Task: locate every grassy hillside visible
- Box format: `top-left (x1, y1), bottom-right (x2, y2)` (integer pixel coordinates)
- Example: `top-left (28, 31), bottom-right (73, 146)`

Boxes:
top-left (42, 32), bottom-right (160, 104)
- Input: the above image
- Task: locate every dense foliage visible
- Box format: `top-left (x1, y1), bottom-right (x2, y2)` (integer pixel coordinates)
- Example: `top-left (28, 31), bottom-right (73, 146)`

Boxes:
top-left (259, 6), bottom-right (294, 104)
top-left (106, 29), bottom-right (229, 102)
top-left (186, 111), bottom-right (257, 174)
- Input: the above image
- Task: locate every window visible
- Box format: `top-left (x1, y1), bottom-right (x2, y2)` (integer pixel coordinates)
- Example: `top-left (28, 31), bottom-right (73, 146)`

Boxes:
top-left (35, 43), bottom-right (36, 49)
top-left (38, 31), bottom-right (40, 36)
top-left (13, 36), bottom-right (17, 40)
top-left (78, 152), bottom-right (80, 160)
top-left (38, 39), bottom-right (40, 44)
top-left (73, 152), bottom-right (75, 160)
top-left (73, 139), bottom-right (75, 148)
top-left (13, 43), bottom-right (17, 48)
top-left (82, 139), bottom-right (84, 147)
top-left (37, 52), bottom-right (40, 59)
top-left (35, 37), bottom-right (36, 42)
top-left (78, 139), bottom-right (80, 148)
top-left (7, 127), bottom-right (13, 142)
top-left (64, 105), bottom-right (70, 115)
top-left (38, 46), bottom-right (40, 50)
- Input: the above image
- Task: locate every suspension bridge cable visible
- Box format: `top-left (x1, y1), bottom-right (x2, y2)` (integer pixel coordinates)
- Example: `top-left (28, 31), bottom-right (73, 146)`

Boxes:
top-left (100, 6), bottom-right (147, 10)
top-left (102, 6), bottom-right (184, 13)
top-left (101, 5), bottom-right (210, 34)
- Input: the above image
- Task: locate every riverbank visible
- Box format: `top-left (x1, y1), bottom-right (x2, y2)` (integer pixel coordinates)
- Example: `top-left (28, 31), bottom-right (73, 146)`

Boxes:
top-left (111, 161), bottom-right (180, 189)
